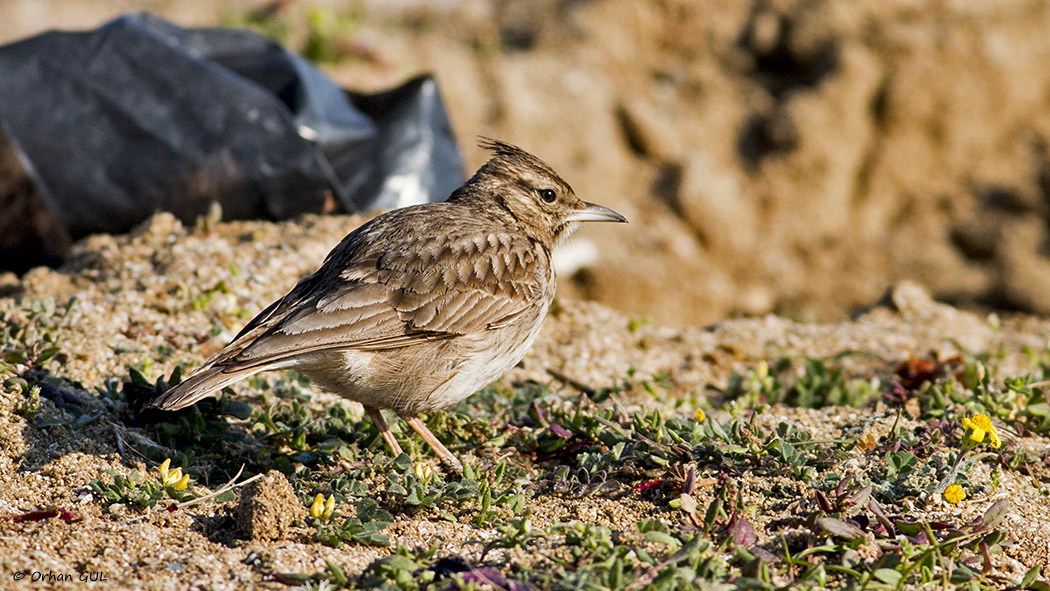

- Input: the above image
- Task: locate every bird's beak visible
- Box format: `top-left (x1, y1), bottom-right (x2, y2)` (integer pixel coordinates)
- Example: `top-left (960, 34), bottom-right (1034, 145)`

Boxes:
top-left (567, 202), bottom-right (628, 223)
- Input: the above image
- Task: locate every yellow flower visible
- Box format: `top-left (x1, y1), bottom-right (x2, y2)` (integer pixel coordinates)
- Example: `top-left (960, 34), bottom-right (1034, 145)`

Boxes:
top-left (415, 463), bottom-right (434, 484)
top-left (158, 458), bottom-right (190, 489)
top-left (310, 493), bottom-right (336, 521)
top-left (310, 494), bottom-right (325, 519)
top-left (961, 414), bottom-right (1000, 448)
top-left (695, 408), bottom-right (706, 423)
top-left (173, 473), bottom-right (191, 491)
top-left (944, 484), bottom-right (966, 505)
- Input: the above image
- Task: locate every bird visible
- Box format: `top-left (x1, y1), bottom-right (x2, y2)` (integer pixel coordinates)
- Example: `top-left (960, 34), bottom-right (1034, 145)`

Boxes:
top-left (147, 138), bottom-right (627, 470)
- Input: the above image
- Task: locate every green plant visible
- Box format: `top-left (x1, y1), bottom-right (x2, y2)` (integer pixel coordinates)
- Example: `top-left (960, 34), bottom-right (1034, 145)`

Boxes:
top-left (723, 357), bottom-right (880, 409)
top-left (0, 297), bottom-right (74, 373)
top-left (311, 497), bottom-right (394, 548)
top-left (89, 458), bottom-right (195, 509)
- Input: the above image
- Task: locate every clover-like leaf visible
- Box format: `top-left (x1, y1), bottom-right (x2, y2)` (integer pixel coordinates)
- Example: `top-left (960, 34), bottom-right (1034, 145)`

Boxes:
top-left (974, 499), bottom-right (1008, 533)
top-left (817, 517), bottom-right (867, 541)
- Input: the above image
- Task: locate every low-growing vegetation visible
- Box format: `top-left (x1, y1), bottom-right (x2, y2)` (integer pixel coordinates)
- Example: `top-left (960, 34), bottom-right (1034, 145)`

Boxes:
top-left (3, 293), bottom-right (1049, 590)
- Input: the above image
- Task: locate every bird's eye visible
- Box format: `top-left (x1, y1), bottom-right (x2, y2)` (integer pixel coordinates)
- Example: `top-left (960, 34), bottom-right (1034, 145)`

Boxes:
top-left (538, 188), bottom-right (557, 203)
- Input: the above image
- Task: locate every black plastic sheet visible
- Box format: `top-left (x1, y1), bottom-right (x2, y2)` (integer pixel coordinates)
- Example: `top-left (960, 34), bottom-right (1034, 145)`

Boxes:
top-left (0, 12), bottom-right (464, 272)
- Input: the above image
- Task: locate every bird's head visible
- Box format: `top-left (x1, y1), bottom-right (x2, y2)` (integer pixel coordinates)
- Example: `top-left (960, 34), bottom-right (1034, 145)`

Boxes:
top-left (450, 138), bottom-right (627, 247)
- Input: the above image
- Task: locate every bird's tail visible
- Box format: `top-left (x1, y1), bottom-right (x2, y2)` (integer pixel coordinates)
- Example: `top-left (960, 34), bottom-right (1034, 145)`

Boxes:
top-left (146, 362), bottom-right (265, 411)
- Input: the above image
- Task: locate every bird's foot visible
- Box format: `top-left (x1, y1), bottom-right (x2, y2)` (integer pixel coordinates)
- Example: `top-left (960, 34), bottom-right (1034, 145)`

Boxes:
top-left (438, 453), bottom-right (464, 474)
top-left (404, 415), bottom-right (463, 474)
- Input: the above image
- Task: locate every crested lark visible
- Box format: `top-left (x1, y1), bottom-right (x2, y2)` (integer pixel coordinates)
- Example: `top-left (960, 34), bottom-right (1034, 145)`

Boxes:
top-left (147, 139), bottom-right (627, 470)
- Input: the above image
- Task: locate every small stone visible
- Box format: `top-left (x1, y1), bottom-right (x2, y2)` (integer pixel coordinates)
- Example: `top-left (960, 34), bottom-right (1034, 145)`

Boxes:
top-left (890, 281), bottom-right (933, 314)
top-left (236, 471), bottom-right (304, 541)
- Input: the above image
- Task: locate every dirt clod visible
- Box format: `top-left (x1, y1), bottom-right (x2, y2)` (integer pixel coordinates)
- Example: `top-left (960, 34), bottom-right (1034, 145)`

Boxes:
top-left (236, 471), bottom-right (303, 541)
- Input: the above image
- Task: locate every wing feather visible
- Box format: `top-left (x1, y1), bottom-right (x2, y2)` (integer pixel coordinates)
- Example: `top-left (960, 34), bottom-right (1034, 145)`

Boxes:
top-left (222, 227), bottom-right (548, 369)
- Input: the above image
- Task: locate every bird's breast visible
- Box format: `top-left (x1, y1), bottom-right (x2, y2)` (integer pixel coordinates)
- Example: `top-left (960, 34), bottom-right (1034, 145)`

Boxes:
top-left (417, 298), bottom-right (551, 413)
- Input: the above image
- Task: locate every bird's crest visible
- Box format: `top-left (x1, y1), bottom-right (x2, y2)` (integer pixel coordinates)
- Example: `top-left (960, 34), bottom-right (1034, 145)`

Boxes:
top-left (476, 137), bottom-right (570, 190)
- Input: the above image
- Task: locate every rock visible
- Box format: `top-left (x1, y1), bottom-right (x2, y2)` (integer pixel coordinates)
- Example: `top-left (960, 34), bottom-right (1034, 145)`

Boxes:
top-left (890, 281), bottom-right (933, 314)
top-left (236, 471), bottom-right (304, 541)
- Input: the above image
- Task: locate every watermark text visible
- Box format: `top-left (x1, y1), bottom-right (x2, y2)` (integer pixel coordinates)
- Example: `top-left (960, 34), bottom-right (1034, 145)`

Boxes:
top-left (13, 570), bottom-right (109, 583)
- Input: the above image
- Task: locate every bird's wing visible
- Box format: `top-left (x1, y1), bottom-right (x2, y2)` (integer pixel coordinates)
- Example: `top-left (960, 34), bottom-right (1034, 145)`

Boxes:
top-left (379, 231), bottom-right (546, 333)
top-left (227, 230), bottom-right (548, 369)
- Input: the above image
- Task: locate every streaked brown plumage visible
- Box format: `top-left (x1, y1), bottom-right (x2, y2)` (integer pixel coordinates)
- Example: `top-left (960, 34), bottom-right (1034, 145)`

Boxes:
top-left (147, 139), bottom-right (626, 469)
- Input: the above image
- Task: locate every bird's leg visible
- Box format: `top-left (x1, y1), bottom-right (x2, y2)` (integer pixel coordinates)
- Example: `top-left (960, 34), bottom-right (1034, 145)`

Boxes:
top-left (404, 415), bottom-right (463, 473)
top-left (364, 406), bottom-right (405, 458)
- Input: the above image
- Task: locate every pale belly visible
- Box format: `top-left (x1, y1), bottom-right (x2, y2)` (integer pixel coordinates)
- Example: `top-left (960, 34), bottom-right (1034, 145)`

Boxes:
top-left (290, 302), bottom-right (549, 416)
top-left (418, 313), bottom-right (546, 411)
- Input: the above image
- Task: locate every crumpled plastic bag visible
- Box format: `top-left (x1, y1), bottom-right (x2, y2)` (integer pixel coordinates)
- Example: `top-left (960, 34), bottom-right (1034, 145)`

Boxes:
top-left (0, 12), bottom-right (464, 272)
